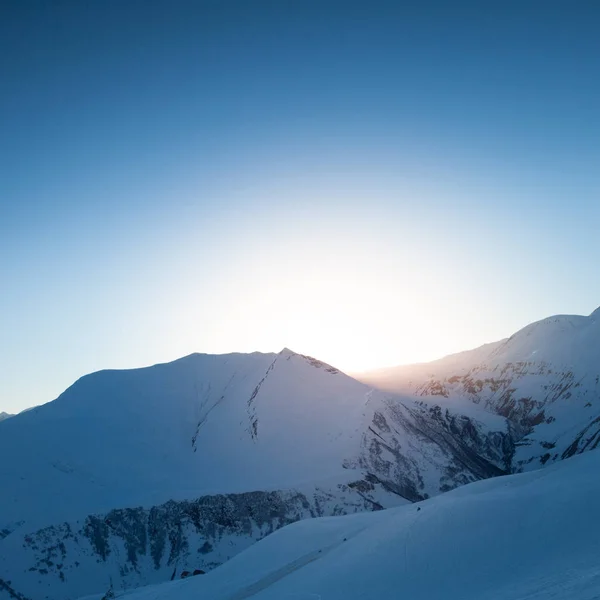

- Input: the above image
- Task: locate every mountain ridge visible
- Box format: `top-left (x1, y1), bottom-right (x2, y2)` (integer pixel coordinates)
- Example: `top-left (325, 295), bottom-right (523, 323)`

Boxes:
top-left (0, 347), bottom-right (512, 600)
top-left (357, 306), bottom-right (600, 472)
top-left (2, 307), bottom-right (600, 599)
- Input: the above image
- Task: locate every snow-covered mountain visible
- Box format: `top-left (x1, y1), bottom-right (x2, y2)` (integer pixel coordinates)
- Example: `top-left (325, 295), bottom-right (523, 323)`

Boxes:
top-left (0, 412), bottom-right (12, 422)
top-left (4, 308), bottom-right (598, 600)
top-left (0, 348), bottom-right (510, 600)
top-left (358, 307), bottom-right (600, 472)
top-left (77, 447), bottom-right (600, 600)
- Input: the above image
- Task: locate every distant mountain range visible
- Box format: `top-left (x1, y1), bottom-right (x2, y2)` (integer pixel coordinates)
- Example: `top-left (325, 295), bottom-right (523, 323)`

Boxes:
top-left (0, 412), bottom-right (12, 422)
top-left (0, 308), bottom-right (599, 600)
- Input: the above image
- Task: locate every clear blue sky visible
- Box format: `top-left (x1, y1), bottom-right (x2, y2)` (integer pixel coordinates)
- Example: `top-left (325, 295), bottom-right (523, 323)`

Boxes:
top-left (2, 1), bottom-right (599, 412)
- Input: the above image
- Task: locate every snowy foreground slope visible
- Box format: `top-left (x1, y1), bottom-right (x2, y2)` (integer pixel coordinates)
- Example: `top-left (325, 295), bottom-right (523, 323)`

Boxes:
top-left (82, 449), bottom-right (600, 600)
top-left (0, 349), bottom-right (510, 600)
top-left (359, 307), bottom-right (600, 472)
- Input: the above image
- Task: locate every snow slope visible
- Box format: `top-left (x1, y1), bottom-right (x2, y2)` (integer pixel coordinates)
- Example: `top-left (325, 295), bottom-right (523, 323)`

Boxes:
top-left (4, 308), bottom-right (598, 600)
top-left (0, 349), bottom-right (510, 600)
top-left (81, 448), bottom-right (600, 600)
top-left (0, 349), bottom-right (506, 530)
top-left (358, 308), bottom-right (600, 471)
top-left (0, 351), bottom-right (278, 528)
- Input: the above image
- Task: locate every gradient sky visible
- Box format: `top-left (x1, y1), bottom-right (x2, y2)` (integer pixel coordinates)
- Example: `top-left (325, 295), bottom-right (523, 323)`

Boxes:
top-left (2, 1), bottom-right (600, 413)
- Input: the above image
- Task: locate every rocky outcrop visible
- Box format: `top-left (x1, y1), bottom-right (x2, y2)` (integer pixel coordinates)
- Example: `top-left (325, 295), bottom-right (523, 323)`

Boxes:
top-left (348, 397), bottom-right (514, 500)
top-left (407, 361), bottom-right (600, 471)
top-left (0, 477), bottom-right (400, 600)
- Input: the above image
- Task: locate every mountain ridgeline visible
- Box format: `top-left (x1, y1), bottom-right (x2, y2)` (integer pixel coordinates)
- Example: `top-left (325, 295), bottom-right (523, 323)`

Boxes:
top-left (0, 308), bottom-right (599, 599)
top-left (358, 308), bottom-right (600, 471)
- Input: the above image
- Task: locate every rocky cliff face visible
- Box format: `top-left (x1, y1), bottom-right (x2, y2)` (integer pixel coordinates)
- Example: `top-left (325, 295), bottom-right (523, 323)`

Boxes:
top-left (410, 360), bottom-right (600, 471)
top-left (0, 475), bottom-right (403, 600)
top-left (347, 395), bottom-right (513, 501)
top-left (358, 309), bottom-right (600, 473)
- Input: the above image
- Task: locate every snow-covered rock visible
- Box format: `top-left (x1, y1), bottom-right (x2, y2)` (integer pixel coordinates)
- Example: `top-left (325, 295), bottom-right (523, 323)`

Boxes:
top-left (77, 448), bottom-right (600, 600)
top-left (358, 307), bottom-right (600, 471)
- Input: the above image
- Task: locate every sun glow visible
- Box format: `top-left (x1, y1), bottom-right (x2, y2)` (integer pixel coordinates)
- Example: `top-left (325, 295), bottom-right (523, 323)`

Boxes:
top-left (222, 276), bottom-right (456, 373)
top-left (173, 206), bottom-right (474, 373)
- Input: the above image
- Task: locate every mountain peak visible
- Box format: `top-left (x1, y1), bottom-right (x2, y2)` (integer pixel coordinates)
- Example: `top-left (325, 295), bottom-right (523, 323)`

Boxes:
top-left (278, 348), bottom-right (341, 373)
top-left (590, 306), bottom-right (600, 319)
top-left (279, 347), bottom-right (297, 357)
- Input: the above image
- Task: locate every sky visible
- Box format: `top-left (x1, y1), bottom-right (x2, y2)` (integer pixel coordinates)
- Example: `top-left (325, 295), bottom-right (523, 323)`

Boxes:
top-left (1, 1), bottom-right (600, 413)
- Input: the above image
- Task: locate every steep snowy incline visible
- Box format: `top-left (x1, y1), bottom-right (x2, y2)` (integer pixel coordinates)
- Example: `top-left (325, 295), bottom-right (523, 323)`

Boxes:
top-left (90, 448), bottom-right (600, 600)
top-left (358, 307), bottom-right (600, 472)
top-left (0, 348), bottom-right (511, 531)
top-left (0, 349), bottom-right (513, 600)
top-left (0, 351), bottom-right (278, 529)
top-left (0, 348), bottom-right (399, 530)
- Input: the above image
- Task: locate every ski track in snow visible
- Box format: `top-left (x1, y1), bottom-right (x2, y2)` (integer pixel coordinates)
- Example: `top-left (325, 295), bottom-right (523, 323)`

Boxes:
top-left (222, 543), bottom-right (337, 600)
